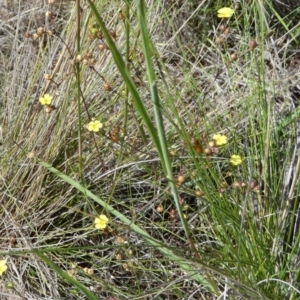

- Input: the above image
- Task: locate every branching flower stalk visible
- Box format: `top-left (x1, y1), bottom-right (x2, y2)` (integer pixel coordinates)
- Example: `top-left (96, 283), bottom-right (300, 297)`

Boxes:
top-left (75, 0), bottom-right (84, 182)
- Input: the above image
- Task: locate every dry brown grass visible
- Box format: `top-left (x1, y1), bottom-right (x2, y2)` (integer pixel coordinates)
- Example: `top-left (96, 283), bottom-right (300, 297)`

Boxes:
top-left (0, 0), bottom-right (300, 299)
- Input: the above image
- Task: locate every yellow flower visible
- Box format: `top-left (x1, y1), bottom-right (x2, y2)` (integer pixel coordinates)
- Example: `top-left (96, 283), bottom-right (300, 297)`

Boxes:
top-left (213, 134), bottom-right (228, 146)
top-left (0, 260), bottom-right (7, 276)
top-left (39, 94), bottom-right (53, 105)
top-left (95, 214), bottom-right (109, 230)
top-left (217, 7), bottom-right (234, 18)
top-left (87, 120), bottom-right (103, 132)
top-left (230, 155), bottom-right (242, 166)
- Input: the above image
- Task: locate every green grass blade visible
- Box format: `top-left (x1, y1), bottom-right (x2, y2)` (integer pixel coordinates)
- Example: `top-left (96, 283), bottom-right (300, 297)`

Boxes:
top-left (33, 249), bottom-right (98, 300)
top-left (37, 158), bottom-right (215, 292)
top-left (87, 0), bottom-right (163, 159)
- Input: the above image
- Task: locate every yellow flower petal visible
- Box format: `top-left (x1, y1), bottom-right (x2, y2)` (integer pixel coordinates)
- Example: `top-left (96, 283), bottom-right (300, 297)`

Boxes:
top-left (95, 214), bottom-right (109, 230)
top-left (217, 7), bottom-right (234, 18)
top-left (230, 155), bottom-right (242, 166)
top-left (213, 134), bottom-right (228, 146)
top-left (39, 94), bottom-right (53, 105)
top-left (87, 120), bottom-right (103, 132)
top-left (0, 260), bottom-right (7, 276)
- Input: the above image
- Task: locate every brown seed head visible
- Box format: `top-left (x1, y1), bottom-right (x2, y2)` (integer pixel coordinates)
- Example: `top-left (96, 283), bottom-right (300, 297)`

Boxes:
top-left (116, 236), bottom-right (125, 245)
top-left (86, 53), bottom-right (93, 59)
top-left (224, 27), bottom-right (231, 35)
top-left (103, 82), bottom-right (112, 91)
top-left (44, 74), bottom-right (51, 80)
top-left (176, 175), bottom-right (185, 185)
top-left (97, 30), bottom-right (103, 39)
top-left (98, 43), bottom-right (108, 51)
top-left (138, 52), bottom-right (145, 64)
top-left (219, 187), bottom-right (226, 194)
top-left (249, 40), bottom-right (258, 49)
top-left (118, 11), bottom-right (125, 20)
top-left (232, 181), bottom-right (241, 188)
top-left (195, 190), bottom-right (204, 197)
top-left (250, 181), bottom-right (258, 189)
top-left (116, 253), bottom-right (123, 260)
top-left (109, 30), bottom-right (117, 39)
top-left (45, 11), bottom-right (53, 18)
top-left (216, 36), bottom-right (224, 44)
top-left (230, 52), bottom-right (238, 62)
top-left (208, 141), bottom-right (216, 148)
top-left (204, 148), bottom-right (212, 156)
top-left (169, 209), bottom-right (177, 220)
top-left (76, 55), bottom-right (83, 62)
top-left (211, 147), bottom-right (220, 154)
top-left (156, 205), bottom-right (164, 213)
top-left (219, 25), bottom-right (226, 32)
top-left (37, 27), bottom-right (45, 35)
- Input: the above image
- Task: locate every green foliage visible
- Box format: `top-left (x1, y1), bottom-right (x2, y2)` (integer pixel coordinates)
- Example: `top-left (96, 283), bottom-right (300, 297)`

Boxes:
top-left (1, 0), bottom-right (300, 298)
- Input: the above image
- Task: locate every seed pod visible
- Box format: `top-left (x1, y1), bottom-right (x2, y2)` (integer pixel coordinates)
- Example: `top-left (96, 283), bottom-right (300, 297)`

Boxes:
top-left (86, 52), bottom-right (93, 59)
top-left (118, 11), bottom-right (125, 20)
top-left (195, 190), bottom-right (204, 197)
top-left (232, 181), bottom-right (241, 188)
top-left (109, 30), bottom-right (117, 40)
top-left (45, 105), bottom-right (56, 113)
top-left (204, 148), bottom-right (212, 156)
top-left (98, 43), bottom-right (108, 51)
top-left (156, 205), bottom-right (164, 213)
top-left (44, 74), bottom-right (51, 80)
top-left (33, 33), bottom-right (39, 40)
top-left (116, 236), bottom-right (125, 244)
top-left (103, 82), bottom-right (112, 91)
top-left (230, 52), bottom-right (238, 62)
top-left (169, 209), bottom-right (177, 220)
top-left (249, 40), bottom-right (258, 49)
top-left (116, 253), bottom-right (123, 260)
top-left (97, 30), bottom-right (103, 39)
top-left (250, 181), bottom-right (258, 189)
top-left (224, 27), bottom-right (231, 35)
top-left (110, 126), bottom-right (120, 142)
top-left (219, 25), bottom-right (226, 32)
top-left (176, 175), bottom-right (185, 185)
top-left (216, 36), bottom-right (224, 44)
top-left (211, 147), bottom-right (220, 154)
top-left (138, 52), bottom-right (145, 64)
top-left (37, 27), bottom-right (45, 35)
top-left (45, 11), bottom-right (53, 18)
top-left (208, 141), bottom-right (216, 148)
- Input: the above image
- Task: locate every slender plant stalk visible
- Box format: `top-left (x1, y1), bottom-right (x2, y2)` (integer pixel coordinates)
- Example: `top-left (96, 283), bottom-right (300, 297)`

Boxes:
top-left (135, 0), bottom-right (200, 258)
top-left (34, 249), bottom-right (98, 300)
top-left (123, 1), bottom-right (130, 134)
top-left (75, 0), bottom-right (83, 181)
